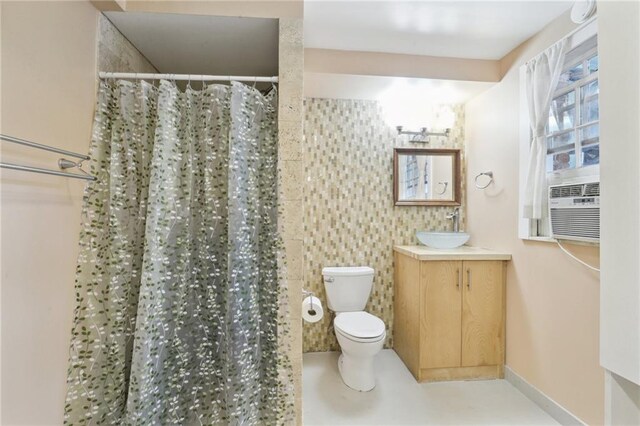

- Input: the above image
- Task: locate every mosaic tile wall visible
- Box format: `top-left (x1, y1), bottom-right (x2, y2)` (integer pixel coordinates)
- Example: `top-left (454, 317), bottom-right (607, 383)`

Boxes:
top-left (302, 98), bottom-right (466, 352)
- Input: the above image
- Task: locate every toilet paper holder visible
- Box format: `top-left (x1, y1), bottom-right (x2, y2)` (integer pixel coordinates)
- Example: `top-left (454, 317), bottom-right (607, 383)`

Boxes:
top-left (301, 289), bottom-right (325, 323)
top-left (302, 289), bottom-right (317, 314)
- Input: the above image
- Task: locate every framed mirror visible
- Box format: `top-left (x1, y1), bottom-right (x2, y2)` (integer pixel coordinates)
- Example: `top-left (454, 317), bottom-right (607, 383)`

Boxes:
top-left (393, 148), bottom-right (461, 206)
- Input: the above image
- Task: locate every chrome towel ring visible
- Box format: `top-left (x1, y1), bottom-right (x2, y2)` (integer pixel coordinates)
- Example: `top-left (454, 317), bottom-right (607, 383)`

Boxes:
top-left (474, 171), bottom-right (494, 189)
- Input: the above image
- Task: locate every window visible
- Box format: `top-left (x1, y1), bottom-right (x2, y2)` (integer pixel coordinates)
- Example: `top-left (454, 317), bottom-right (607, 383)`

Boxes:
top-left (518, 20), bottom-right (599, 241)
top-left (405, 155), bottom-right (418, 198)
top-left (546, 35), bottom-right (599, 175)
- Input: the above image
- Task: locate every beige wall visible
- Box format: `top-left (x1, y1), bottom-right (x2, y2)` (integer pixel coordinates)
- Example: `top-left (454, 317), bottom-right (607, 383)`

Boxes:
top-left (302, 99), bottom-right (466, 352)
top-left (465, 10), bottom-right (603, 425)
top-left (1, 2), bottom-right (99, 424)
top-left (305, 48), bottom-right (501, 82)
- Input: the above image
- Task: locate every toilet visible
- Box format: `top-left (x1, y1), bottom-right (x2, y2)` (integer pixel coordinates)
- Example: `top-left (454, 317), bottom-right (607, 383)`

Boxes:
top-left (322, 266), bottom-right (386, 392)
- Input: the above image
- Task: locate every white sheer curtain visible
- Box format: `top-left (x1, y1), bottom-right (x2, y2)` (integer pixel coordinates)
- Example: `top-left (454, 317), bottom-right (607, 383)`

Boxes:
top-left (523, 38), bottom-right (569, 219)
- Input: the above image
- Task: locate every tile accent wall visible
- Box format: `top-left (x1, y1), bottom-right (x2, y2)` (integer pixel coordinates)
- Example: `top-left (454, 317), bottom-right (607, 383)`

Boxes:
top-left (302, 98), bottom-right (466, 353)
top-left (277, 18), bottom-right (304, 426)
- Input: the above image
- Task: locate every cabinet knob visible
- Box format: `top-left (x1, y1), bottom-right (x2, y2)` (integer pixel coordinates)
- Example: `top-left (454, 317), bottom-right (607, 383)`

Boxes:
top-left (467, 268), bottom-right (471, 290)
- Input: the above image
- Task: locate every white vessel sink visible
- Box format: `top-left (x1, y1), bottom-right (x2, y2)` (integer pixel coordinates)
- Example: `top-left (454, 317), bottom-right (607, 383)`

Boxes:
top-left (416, 231), bottom-right (470, 249)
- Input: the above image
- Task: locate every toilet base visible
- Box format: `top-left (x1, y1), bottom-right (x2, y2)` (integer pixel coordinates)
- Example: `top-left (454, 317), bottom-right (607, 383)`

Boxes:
top-left (338, 353), bottom-right (376, 392)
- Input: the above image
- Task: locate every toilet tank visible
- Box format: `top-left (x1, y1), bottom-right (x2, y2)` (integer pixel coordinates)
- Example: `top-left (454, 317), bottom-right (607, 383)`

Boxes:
top-left (322, 266), bottom-right (375, 312)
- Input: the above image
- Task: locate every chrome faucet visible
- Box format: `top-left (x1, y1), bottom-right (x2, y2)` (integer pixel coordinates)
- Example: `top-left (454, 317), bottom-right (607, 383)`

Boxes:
top-left (446, 208), bottom-right (460, 233)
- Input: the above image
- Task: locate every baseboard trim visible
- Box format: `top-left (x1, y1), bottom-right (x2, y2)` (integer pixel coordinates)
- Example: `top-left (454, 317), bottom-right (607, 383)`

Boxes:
top-left (504, 366), bottom-right (585, 425)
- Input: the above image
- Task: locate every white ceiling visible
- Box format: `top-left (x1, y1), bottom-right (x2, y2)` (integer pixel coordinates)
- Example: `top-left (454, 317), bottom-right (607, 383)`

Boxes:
top-left (304, 0), bottom-right (573, 60)
top-left (104, 12), bottom-right (278, 76)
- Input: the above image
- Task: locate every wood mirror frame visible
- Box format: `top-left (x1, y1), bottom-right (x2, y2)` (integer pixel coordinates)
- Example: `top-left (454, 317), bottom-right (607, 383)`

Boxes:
top-left (393, 148), bottom-right (462, 206)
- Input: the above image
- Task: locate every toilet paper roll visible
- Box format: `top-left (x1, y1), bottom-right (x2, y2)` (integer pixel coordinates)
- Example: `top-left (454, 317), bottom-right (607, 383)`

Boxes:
top-left (302, 296), bottom-right (324, 323)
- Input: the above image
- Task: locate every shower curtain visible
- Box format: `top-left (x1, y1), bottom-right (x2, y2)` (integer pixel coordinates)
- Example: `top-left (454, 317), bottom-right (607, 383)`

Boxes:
top-left (64, 80), bottom-right (293, 425)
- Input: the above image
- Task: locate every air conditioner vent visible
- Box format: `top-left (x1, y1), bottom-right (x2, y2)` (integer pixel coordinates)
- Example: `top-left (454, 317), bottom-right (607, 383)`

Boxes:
top-left (548, 180), bottom-right (600, 243)
top-left (585, 182), bottom-right (600, 196)
top-left (550, 208), bottom-right (600, 240)
top-left (550, 184), bottom-right (585, 198)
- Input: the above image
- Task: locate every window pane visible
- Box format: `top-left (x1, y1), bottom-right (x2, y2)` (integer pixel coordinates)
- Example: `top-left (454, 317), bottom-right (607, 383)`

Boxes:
top-left (587, 55), bottom-right (598, 74)
top-left (548, 91), bottom-right (576, 133)
top-left (547, 149), bottom-right (576, 172)
top-left (582, 144), bottom-right (599, 167)
top-left (580, 123), bottom-right (600, 146)
top-left (547, 130), bottom-right (575, 151)
top-left (557, 63), bottom-right (584, 89)
top-left (580, 79), bottom-right (599, 124)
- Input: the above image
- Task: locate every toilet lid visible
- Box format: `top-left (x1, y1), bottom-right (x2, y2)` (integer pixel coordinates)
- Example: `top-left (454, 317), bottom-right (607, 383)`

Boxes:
top-left (334, 312), bottom-right (386, 339)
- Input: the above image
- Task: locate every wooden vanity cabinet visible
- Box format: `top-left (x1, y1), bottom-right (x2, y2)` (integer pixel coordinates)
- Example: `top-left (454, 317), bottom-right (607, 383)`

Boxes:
top-left (394, 248), bottom-right (508, 382)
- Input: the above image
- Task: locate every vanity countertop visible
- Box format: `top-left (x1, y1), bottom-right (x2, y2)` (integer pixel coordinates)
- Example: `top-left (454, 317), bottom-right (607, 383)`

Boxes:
top-left (394, 245), bottom-right (512, 261)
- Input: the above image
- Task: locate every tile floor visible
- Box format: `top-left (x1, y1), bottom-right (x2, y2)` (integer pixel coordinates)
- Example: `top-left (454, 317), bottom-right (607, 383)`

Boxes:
top-left (303, 350), bottom-right (559, 425)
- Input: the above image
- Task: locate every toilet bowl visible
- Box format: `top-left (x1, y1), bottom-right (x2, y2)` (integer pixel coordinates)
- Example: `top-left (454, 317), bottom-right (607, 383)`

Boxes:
top-left (322, 266), bottom-right (386, 392)
top-left (334, 311), bottom-right (386, 391)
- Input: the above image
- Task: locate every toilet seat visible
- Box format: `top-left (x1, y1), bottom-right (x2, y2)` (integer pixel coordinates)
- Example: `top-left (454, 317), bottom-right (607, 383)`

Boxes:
top-left (334, 312), bottom-right (386, 342)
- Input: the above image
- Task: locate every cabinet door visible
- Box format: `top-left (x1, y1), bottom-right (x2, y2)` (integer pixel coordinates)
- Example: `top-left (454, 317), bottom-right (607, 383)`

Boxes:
top-left (420, 261), bottom-right (462, 369)
top-left (394, 253), bottom-right (422, 378)
top-left (461, 261), bottom-right (505, 367)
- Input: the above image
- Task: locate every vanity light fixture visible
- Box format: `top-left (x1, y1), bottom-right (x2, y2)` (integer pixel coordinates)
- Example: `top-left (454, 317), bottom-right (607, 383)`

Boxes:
top-left (396, 126), bottom-right (451, 143)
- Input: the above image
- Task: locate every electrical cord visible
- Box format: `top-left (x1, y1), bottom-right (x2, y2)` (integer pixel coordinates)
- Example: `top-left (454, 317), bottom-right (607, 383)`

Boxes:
top-left (557, 240), bottom-right (600, 272)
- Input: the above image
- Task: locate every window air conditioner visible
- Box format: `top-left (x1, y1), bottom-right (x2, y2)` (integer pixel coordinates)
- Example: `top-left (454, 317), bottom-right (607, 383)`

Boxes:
top-left (549, 181), bottom-right (600, 243)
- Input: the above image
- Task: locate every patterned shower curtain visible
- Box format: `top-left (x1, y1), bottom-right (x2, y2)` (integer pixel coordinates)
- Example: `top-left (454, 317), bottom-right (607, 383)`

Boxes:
top-left (64, 80), bottom-right (293, 425)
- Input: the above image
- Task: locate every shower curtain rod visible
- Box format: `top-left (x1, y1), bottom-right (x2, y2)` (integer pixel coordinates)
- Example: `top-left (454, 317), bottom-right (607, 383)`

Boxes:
top-left (99, 72), bottom-right (279, 83)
